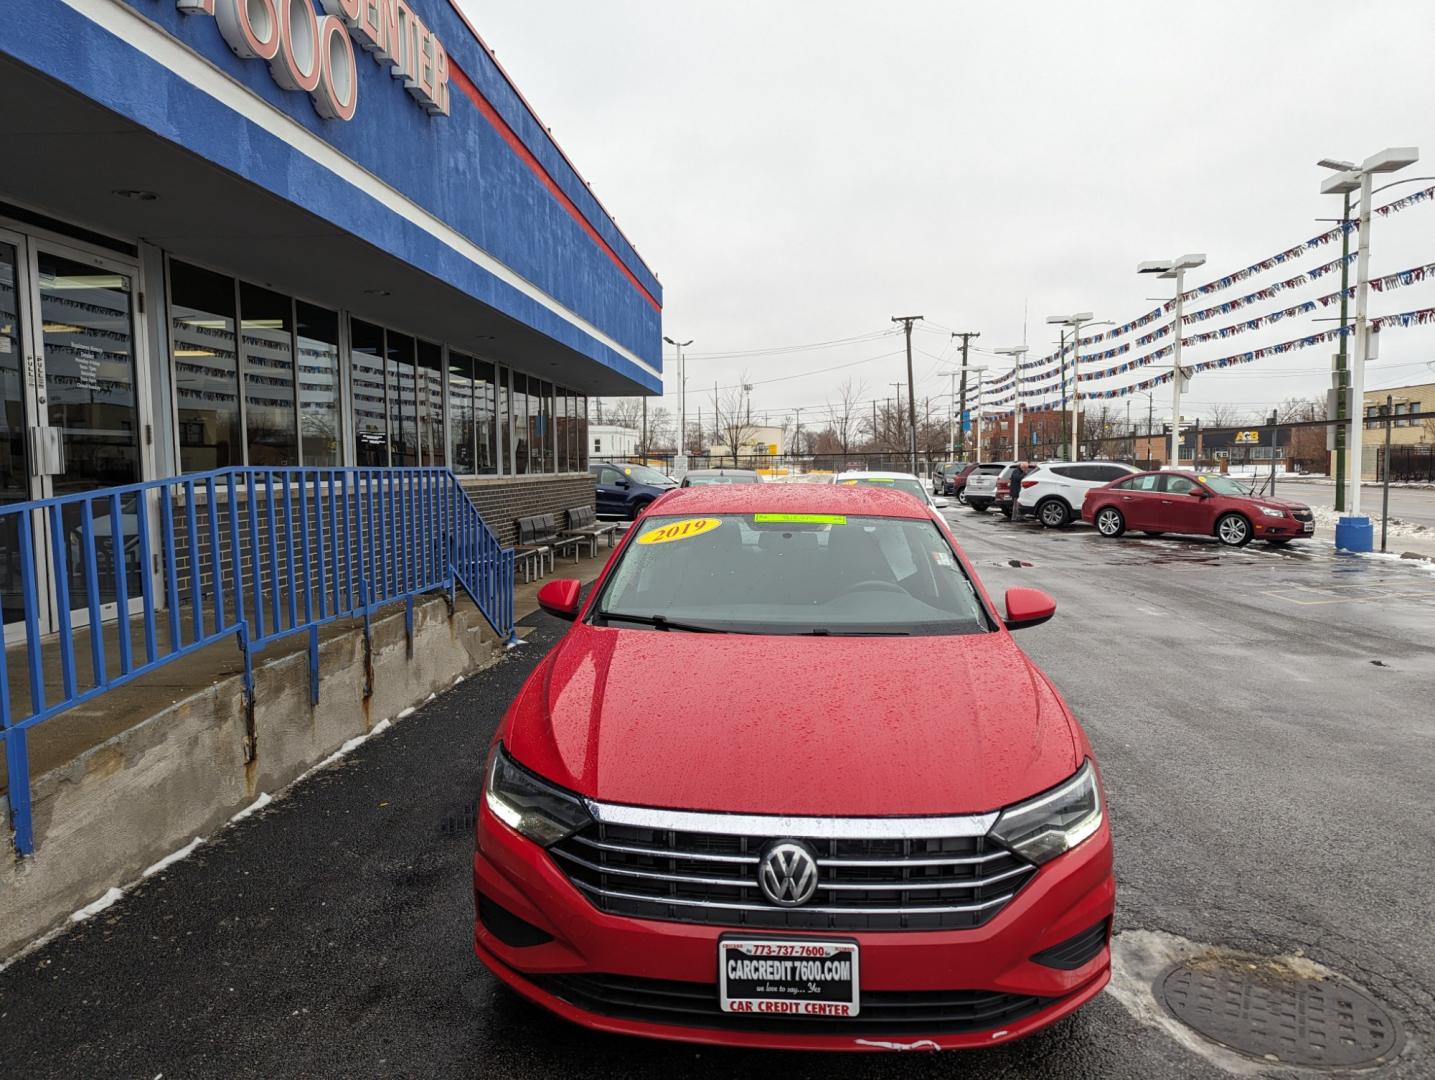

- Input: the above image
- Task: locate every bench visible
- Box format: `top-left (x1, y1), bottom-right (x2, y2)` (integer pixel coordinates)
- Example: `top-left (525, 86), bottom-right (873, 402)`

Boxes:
top-left (514, 515), bottom-right (552, 583)
top-left (563, 505), bottom-right (619, 556)
top-left (540, 513), bottom-right (585, 566)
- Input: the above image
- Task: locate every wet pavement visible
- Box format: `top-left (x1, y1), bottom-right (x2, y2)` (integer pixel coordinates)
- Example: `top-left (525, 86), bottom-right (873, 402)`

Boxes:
top-left (1, 511), bottom-right (1432, 1078)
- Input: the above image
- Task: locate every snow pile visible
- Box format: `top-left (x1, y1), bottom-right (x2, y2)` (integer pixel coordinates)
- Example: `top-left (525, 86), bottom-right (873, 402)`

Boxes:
top-left (1308, 504), bottom-right (1431, 541)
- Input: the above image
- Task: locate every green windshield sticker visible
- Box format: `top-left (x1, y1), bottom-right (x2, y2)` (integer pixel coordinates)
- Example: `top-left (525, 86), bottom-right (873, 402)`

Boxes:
top-left (752, 513), bottom-right (847, 524)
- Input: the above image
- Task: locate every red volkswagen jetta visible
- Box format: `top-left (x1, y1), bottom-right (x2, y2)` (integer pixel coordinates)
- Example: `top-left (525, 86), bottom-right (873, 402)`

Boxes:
top-left (473, 485), bottom-right (1114, 1051)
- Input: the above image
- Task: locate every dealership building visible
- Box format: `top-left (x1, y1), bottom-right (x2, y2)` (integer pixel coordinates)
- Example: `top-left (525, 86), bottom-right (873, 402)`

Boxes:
top-left (1, 0), bottom-right (662, 646)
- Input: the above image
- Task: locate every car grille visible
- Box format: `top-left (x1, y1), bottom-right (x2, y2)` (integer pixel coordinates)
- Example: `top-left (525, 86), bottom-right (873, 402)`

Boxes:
top-left (1291, 508), bottom-right (1313, 522)
top-left (549, 821), bottom-right (1036, 931)
top-left (531, 972), bottom-right (1057, 1035)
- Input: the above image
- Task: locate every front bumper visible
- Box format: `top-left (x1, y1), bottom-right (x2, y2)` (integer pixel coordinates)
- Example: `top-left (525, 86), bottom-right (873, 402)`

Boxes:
top-left (473, 798), bottom-right (1115, 1051)
top-left (1254, 516), bottom-right (1314, 538)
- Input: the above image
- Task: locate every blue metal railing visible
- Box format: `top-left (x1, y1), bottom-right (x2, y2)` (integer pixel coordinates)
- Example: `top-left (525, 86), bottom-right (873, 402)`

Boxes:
top-left (0, 466), bottom-right (514, 855)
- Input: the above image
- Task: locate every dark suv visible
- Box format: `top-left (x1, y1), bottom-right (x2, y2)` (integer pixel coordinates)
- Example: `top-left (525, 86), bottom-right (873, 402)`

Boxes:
top-left (933, 462), bottom-right (978, 500)
top-left (589, 462), bottom-right (677, 519)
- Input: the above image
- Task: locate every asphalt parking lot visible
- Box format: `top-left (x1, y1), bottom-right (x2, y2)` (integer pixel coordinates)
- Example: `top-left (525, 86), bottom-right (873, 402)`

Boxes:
top-left (1, 509), bottom-right (1432, 1079)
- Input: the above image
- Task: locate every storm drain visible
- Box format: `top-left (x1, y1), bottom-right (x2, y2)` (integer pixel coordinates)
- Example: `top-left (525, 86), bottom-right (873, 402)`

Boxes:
top-left (1157, 958), bottom-right (1401, 1068)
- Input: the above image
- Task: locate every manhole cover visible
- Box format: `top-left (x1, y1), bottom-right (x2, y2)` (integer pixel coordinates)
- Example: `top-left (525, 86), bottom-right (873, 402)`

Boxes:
top-left (1158, 959), bottom-right (1401, 1068)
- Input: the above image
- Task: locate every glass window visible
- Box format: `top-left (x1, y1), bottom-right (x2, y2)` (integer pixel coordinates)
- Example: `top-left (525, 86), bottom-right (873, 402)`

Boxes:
top-left (386, 332), bottom-right (417, 467)
top-left (531, 379), bottom-right (550, 473)
top-left (1112, 474), bottom-right (1161, 491)
top-left (295, 302), bottom-right (341, 466)
top-left (475, 360), bottom-right (496, 474)
top-left (447, 350), bottom-right (475, 475)
top-left (238, 283), bottom-right (296, 466)
top-left (350, 318), bottom-right (387, 466)
top-left (1164, 475), bottom-right (1200, 495)
top-left (577, 395), bottom-right (589, 470)
top-left (511, 373), bottom-right (530, 474)
top-left (496, 366), bottom-right (510, 474)
top-left (170, 261), bottom-right (241, 470)
top-left (568, 392), bottom-right (580, 470)
top-left (416, 340), bottom-right (443, 466)
top-left (595, 514), bottom-right (988, 637)
top-left (551, 390), bottom-right (568, 470)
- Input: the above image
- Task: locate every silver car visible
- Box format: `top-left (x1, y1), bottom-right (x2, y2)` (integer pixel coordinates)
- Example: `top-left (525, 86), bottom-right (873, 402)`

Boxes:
top-left (961, 462), bottom-right (1012, 512)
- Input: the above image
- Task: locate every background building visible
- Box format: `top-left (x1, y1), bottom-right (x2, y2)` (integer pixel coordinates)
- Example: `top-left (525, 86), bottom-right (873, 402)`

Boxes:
top-left (1362, 380), bottom-right (1434, 479)
top-left (1, 0), bottom-right (663, 640)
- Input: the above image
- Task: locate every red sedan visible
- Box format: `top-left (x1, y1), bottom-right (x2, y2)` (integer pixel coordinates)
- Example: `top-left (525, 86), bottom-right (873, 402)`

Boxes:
top-left (1082, 470), bottom-right (1315, 546)
top-left (474, 485), bottom-right (1114, 1051)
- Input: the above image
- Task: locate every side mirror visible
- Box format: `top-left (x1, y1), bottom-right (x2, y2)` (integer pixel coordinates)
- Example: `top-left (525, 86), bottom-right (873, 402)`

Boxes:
top-left (1004, 587), bottom-right (1056, 631)
top-left (617, 479), bottom-right (630, 489)
top-left (537, 579), bottom-right (582, 621)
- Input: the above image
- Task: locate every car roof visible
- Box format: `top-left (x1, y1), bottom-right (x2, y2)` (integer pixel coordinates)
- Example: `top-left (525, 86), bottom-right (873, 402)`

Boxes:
top-left (648, 484), bottom-right (934, 519)
top-left (1028, 460), bottom-right (1134, 470)
top-left (833, 470), bottom-right (922, 481)
top-left (685, 468), bottom-right (758, 476)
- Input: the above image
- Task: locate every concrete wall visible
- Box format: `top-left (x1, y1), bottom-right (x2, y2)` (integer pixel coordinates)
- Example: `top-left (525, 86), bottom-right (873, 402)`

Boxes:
top-left (0, 594), bottom-right (501, 962)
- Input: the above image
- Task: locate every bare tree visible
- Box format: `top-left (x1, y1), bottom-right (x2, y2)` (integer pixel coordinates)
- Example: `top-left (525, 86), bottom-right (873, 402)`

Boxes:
top-left (645, 406), bottom-right (675, 452)
top-left (826, 377), bottom-right (867, 460)
top-left (601, 398), bottom-right (642, 429)
top-left (711, 375), bottom-right (760, 465)
top-left (1205, 402), bottom-right (1247, 429)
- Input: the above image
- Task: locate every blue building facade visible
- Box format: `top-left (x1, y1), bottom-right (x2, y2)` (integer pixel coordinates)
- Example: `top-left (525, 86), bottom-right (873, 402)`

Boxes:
top-left (0, 0), bottom-right (662, 642)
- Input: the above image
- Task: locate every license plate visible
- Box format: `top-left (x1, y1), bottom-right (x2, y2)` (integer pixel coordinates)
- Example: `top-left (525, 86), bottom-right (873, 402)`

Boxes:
top-left (1302, 522), bottom-right (1315, 533)
top-left (718, 937), bottom-right (860, 1018)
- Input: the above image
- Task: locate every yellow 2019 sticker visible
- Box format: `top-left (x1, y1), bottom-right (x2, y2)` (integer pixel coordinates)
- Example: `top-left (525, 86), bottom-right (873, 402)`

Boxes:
top-left (638, 518), bottom-right (722, 545)
top-left (752, 513), bottom-right (846, 525)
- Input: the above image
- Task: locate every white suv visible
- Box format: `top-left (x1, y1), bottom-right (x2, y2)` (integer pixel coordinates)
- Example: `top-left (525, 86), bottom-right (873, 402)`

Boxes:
top-left (1015, 462), bottom-right (1139, 527)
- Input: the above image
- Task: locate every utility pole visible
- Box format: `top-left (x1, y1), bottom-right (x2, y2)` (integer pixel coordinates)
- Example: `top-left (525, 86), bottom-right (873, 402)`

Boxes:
top-left (891, 315), bottom-right (924, 473)
top-left (951, 331), bottom-right (979, 457)
top-left (889, 383), bottom-right (904, 454)
top-left (641, 396), bottom-right (647, 458)
top-left (792, 407), bottom-right (803, 458)
top-left (947, 371), bottom-right (957, 457)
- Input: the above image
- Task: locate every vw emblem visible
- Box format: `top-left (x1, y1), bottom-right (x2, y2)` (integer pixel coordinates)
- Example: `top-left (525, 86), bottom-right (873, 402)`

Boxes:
top-left (758, 840), bottom-right (819, 907)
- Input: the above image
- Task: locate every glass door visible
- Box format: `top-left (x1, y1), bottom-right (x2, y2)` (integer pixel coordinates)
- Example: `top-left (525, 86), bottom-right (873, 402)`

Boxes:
top-left (0, 229), bottom-right (41, 644)
top-left (28, 244), bottom-right (148, 630)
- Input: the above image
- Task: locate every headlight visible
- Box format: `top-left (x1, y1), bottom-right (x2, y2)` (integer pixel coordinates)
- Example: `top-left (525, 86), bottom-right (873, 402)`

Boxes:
top-left (988, 760), bottom-right (1103, 865)
top-left (1260, 507), bottom-right (1285, 518)
top-left (484, 744), bottom-right (593, 846)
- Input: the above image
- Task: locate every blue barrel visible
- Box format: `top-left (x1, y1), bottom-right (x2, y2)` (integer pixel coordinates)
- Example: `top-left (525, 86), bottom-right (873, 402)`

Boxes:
top-left (1334, 515), bottom-right (1373, 552)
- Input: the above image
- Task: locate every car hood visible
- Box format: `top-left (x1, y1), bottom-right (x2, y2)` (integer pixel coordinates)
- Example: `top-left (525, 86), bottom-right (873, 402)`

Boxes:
top-left (1244, 496), bottom-right (1309, 512)
top-left (504, 625), bottom-right (1079, 817)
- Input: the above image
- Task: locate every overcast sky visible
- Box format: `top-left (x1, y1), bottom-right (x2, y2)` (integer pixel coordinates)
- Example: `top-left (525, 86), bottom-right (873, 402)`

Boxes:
top-left (463, 0), bottom-right (1435, 428)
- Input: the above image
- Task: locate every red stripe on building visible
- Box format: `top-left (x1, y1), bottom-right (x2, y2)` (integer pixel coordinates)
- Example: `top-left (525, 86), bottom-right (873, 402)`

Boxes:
top-left (447, 59), bottom-right (661, 313)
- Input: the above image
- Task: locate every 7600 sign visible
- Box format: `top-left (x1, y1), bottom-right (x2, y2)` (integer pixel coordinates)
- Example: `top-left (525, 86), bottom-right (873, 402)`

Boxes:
top-left (178, 0), bottom-right (451, 122)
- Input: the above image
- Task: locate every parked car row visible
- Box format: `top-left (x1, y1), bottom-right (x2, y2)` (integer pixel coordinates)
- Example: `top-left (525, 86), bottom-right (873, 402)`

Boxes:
top-left (945, 459), bottom-right (1314, 547)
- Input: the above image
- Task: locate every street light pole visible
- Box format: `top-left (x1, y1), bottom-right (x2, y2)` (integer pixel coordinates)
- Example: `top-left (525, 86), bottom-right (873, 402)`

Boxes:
top-left (993, 347), bottom-right (1028, 460)
top-left (1046, 314), bottom-right (1094, 462)
top-left (1320, 147), bottom-right (1420, 547)
top-left (663, 335), bottom-right (693, 475)
top-left (892, 315), bottom-right (924, 473)
top-left (1317, 157), bottom-right (1357, 512)
top-left (1138, 255), bottom-right (1207, 468)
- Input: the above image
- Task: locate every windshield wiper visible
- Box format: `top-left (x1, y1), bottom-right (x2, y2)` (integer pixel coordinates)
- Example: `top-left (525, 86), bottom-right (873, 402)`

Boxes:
top-left (803, 629), bottom-right (912, 636)
top-left (598, 612), bottom-right (731, 633)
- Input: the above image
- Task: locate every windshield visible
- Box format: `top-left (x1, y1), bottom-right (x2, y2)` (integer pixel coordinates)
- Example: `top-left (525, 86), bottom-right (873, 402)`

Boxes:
top-left (838, 476), bottom-right (930, 504)
top-left (685, 474), bottom-right (756, 485)
top-left (1195, 474), bottom-right (1251, 496)
top-left (623, 464), bottom-right (674, 486)
top-left (594, 513), bottom-right (987, 636)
